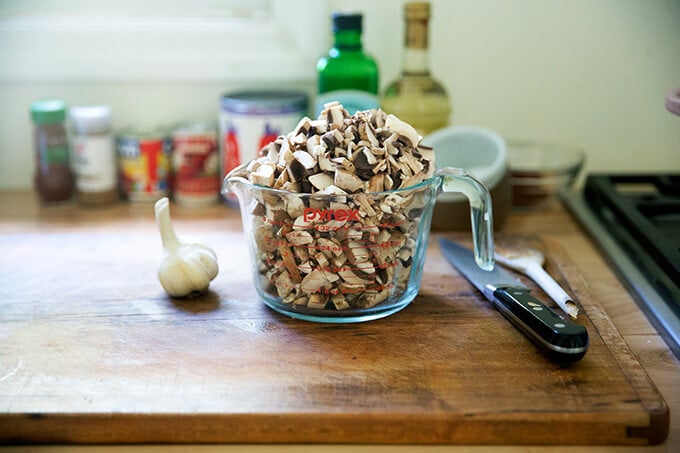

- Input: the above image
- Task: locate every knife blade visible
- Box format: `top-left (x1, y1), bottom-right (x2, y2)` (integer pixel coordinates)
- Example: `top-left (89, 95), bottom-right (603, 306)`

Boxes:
top-left (438, 238), bottom-right (589, 363)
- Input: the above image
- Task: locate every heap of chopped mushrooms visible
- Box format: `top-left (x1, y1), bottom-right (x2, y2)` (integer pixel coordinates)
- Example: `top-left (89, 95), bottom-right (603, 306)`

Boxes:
top-left (230, 101), bottom-right (437, 311)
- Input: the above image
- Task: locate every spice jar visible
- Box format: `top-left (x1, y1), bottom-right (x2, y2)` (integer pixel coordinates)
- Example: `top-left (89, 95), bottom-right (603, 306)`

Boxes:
top-left (30, 99), bottom-right (75, 204)
top-left (70, 105), bottom-right (118, 205)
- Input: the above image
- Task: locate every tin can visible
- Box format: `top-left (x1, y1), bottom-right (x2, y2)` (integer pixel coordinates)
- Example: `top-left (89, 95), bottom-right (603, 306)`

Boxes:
top-left (219, 90), bottom-right (308, 185)
top-left (171, 123), bottom-right (219, 207)
top-left (116, 130), bottom-right (171, 202)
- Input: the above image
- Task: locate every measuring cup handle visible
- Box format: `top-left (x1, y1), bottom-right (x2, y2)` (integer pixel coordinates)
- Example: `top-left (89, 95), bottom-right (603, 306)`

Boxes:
top-left (436, 167), bottom-right (495, 270)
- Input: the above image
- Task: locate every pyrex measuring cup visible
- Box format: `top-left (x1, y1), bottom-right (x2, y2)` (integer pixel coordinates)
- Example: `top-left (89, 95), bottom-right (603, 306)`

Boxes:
top-left (224, 165), bottom-right (494, 323)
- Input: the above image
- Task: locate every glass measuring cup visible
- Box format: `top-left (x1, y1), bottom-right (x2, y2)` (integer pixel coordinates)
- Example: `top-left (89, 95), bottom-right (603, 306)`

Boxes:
top-left (224, 165), bottom-right (494, 323)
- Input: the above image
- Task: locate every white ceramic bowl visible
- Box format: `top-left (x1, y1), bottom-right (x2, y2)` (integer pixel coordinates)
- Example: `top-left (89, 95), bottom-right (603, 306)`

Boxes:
top-left (422, 126), bottom-right (511, 230)
top-left (423, 125), bottom-right (507, 199)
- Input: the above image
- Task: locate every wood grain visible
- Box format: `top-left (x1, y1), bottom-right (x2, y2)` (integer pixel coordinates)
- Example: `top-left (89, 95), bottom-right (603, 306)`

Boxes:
top-left (0, 193), bottom-right (672, 445)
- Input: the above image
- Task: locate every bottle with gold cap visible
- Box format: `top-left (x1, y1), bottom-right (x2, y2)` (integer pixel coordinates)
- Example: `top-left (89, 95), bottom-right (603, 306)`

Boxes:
top-left (381, 1), bottom-right (451, 135)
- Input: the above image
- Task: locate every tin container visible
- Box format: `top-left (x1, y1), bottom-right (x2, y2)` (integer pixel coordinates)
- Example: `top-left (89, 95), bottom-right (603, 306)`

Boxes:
top-left (116, 130), bottom-right (172, 202)
top-left (171, 123), bottom-right (219, 206)
top-left (219, 90), bottom-right (308, 192)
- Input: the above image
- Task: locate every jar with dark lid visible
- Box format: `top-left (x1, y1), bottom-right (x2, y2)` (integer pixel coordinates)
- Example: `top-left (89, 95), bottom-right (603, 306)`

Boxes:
top-left (70, 105), bottom-right (118, 205)
top-left (30, 99), bottom-right (75, 204)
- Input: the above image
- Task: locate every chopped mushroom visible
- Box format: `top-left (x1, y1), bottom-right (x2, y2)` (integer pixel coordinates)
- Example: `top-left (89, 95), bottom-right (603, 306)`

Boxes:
top-left (229, 102), bottom-right (435, 311)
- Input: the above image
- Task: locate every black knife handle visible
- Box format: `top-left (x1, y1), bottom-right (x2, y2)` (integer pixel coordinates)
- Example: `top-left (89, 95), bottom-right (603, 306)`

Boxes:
top-left (492, 287), bottom-right (589, 363)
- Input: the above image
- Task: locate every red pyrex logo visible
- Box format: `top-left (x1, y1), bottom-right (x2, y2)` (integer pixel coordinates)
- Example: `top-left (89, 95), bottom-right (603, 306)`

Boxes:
top-left (303, 207), bottom-right (360, 222)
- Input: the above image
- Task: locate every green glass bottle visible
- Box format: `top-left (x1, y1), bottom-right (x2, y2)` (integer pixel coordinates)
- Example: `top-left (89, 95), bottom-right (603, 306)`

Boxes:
top-left (315, 12), bottom-right (379, 116)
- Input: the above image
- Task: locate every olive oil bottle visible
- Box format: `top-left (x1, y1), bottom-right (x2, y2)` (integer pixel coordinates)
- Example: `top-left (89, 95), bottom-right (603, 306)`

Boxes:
top-left (381, 2), bottom-right (451, 135)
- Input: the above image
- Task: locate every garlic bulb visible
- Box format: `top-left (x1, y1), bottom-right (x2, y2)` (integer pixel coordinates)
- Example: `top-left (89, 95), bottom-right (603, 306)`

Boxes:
top-left (154, 197), bottom-right (218, 297)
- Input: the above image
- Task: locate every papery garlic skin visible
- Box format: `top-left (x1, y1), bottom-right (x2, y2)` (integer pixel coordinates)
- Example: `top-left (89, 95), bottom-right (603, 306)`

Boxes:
top-left (155, 197), bottom-right (219, 297)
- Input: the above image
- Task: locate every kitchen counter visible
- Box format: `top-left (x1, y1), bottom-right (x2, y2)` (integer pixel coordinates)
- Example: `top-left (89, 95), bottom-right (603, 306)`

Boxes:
top-left (0, 191), bottom-right (678, 452)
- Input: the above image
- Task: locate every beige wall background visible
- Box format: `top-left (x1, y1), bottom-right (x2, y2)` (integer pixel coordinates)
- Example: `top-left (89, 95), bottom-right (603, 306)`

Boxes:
top-left (1, 0), bottom-right (679, 190)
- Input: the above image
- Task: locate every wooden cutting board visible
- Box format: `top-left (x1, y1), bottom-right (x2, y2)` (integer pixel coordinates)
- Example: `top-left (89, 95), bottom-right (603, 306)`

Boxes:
top-left (0, 227), bottom-right (669, 445)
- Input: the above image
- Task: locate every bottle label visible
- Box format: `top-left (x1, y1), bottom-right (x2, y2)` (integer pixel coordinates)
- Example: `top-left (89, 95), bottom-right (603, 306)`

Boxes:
top-left (73, 135), bottom-right (117, 192)
top-left (37, 128), bottom-right (70, 165)
top-left (314, 90), bottom-right (380, 116)
top-left (44, 146), bottom-right (70, 164)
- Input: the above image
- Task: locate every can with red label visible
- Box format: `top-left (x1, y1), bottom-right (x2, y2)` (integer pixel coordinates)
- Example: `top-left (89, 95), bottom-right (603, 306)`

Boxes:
top-left (219, 90), bottom-right (308, 186)
top-left (171, 124), bottom-right (219, 207)
top-left (116, 130), bottom-right (172, 202)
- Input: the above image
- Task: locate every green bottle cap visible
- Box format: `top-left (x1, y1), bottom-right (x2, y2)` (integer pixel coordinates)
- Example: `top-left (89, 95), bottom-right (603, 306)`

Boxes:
top-left (30, 99), bottom-right (67, 124)
top-left (332, 12), bottom-right (362, 32)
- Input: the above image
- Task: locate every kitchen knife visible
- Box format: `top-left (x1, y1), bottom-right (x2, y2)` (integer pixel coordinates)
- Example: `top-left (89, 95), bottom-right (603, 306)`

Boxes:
top-left (438, 238), bottom-right (589, 363)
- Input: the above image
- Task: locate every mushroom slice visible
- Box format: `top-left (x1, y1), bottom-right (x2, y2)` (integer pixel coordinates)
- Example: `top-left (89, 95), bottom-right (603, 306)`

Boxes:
top-left (317, 237), bottom-right (340, 257)
top-left (278, 243), bottom-right (302, 283)
top-left (308, 294), bottom-right (328, 310)
top-left (293, 150), bottom-right (318, 171)
top-left (314, 252), bottom-right (330, 270)
top-left (307, 135), bottom-right (322, 153)
top-left (334, 168), bottom-right (364, 193)
top-left (293, 295), bottom-right (310, 306)
top-left (331, 294), bottom-right (351, 310)
top-left (277, 139), bottom-right (294, 167)
top-left (293, 214), bottom-right (315, 230)
top-left (292, 132), bottom-right (307, 147)
top-left (399, 173), bottom-right (426, 189)
top-left (273, 167), bottom-right (289, 189)
top-left (300, 269), bottom-right (330, 294)
top-left (384, 174), bottom-right (394, 190)
top-left (332, 252), bottom-right (348, 267)
top-left (280, 181), bottom-right (301, 193)
top-left (338, 282), bottom-right (365, 296)
top-left (249, 163), bottom-right (275, 187)
top-left (353, 149), bottom-right (375, 180)
top-left (354, 193), bottom-right (377, 217)
top-left (417, 144), bottom-right (435, 162)
top-left (285, 195), bottom-right (305, 218)
top-left (327, 106), bottom-right (345, 129)
top-left (346, 240), bottom-right (370, 263)
top-left (287, 158), bottom-right (306, 182)
top-left (309, 119), bottom-right (328, 135)
top-left (355, 260), bottom-right (375, 275)
top-left (323, 270), bottom-right (341, 283)
top-left (368, 173), bottom-right (384, 193)
top-left (318, 185), bottom-right (348, 198)
top-left (293, 117), bottom-right (312, 136)
top-left (318, 153), bottom-right (336, 172)
top-left (298, 261), bottom-right (313, 274)
top-left (286, 229), bottom-right (313, 247)
top-left (308, 172), bottom-right (334, 191)
top-left (338, 268), bottom-right (373, 285)
top-left (274, 270), bottom-right (296, 298)
top-left (362, 122), bottom-right (380, 148)
top-left (385, 114), bottom-right (421, 147)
